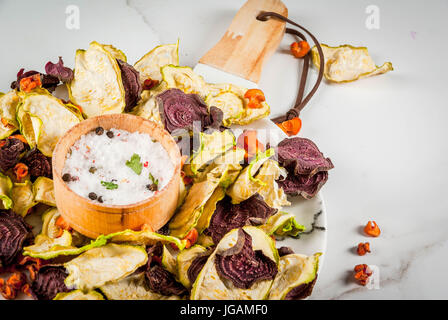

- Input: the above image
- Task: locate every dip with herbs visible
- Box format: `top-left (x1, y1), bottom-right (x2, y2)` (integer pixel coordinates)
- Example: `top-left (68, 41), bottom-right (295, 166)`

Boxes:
top-left (62, 127), bottom-right (174, 205)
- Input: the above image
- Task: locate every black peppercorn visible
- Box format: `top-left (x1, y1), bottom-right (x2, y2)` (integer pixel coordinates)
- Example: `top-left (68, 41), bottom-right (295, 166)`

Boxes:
top-left (146, 183), bottom-right (158, 192)
top-left (106, 131), bottom-right (114, 138)
top-left (88, 192), bottom-right (97, 200)
top-left (95, 127), bottom-right (104, 135)
top-left (89, 166), bottom-right (97, 174)
top-left (62, 173), bottom-right (71, 182)
top-left (97, 196), bottom-right (104, 203)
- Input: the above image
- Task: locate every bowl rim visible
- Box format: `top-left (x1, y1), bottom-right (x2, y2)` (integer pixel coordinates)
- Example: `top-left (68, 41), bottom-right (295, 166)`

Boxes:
top-left (52, 113), bottom-right (181, 212)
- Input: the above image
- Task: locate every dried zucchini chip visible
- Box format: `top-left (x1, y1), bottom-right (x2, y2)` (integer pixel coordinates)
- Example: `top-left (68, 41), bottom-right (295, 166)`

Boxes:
top-left (64, 243), bottom-right (148, 292)
top-left (0, 91), bottom-right (20, 139)
top-left (191, 226), bottom-right (278, 300)
top-left (24, 230), bottom-right (73, 258)
top-left (261, 211), bottom-right (305, 237)
top-left (101, 44), bottom-right (127, 62)
top-left (252, 159), bottom-right (291, 210)
top-left (194, 147), bottom-right (245, 188)
top-left (134, 41), bottom-right (179, 83)
top-left (227, 149), bottom-right (287, 208)
top-left (130, 81), bottom-right (167, 124)
top-left (234, 100), bottom-right (270, 125)
top-left (311, 44), bottom-right (393, 83)
top-left (161, 65), bottom-right (208, 98)
top-left (168, 172), bottom-right (221, 238)
top-left (100, 273), bottom-right (181, 300)
top-left (205, 84), bottom-right (245, 126)
top-left (23, 231), bottom-right (108, 260)
top-left (205, 83), bottom-right (270, 126)
top-left (41, 207), bottom-right (62, 238)
top-left (176, 245), bottom-right (208, 289)
top-left (197, 234), bottom-right (214, 248)
top-left (16, 90), bottom-right (81, 156)
top-left (33, 176), bottom-right (55, 206)
top-left (68, 41), bottom-right (126, 117)
top-left (11, 180), bottom-right (36, 216)
top-left (268, 253), bottom-right (321, 300)
top-left (189, 129), bottom-right (235, 175)
top-left (0, 172), bottom-right (13, 209)
top-left (54, 289), bottom-right (104, 300)
top-left (107, 229), bottom-right (186, 250)
top-left (161, 245), bottom-right (177, 275)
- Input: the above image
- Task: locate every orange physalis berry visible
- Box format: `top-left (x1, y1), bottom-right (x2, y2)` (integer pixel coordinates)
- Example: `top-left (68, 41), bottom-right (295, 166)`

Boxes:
top-left (278, 117), bottom-right (302, 136)
top-left (13, 163), bottom-right (28, 182)
top-left (244, 89), bottom-right (266, 109)
top-left (19, 74), bottom-right (42, 93)
top-left (183, 228), bottom-right (199, 249)
top-left (364, 221), bottom-right (381, 237)
top-left (357, 242), bottom-right (371, 256)
top-left (290, 41), bottom-right (311, 58)
top-left (143, 78), bottom-right (160, 90)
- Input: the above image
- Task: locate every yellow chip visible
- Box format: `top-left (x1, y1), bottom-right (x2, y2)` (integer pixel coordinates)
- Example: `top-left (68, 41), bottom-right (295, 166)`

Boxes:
top-left (311, 44), bottom-right (393, 83)
top-left (68, 41), bottom-right (126, 117)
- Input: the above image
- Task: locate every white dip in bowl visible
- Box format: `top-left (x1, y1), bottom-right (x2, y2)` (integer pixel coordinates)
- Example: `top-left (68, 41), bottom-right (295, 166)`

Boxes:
top-left (62, 127), bottom-right (174, 205)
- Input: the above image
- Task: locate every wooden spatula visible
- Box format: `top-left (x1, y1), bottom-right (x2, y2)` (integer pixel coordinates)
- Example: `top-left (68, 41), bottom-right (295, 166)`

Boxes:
top-left (193, 0), bottom-right (289, 145)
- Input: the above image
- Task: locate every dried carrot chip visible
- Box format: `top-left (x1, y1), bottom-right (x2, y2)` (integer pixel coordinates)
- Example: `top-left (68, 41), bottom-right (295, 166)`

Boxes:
top-left (19, 74), bottom-right (42, 93)
top-left (290, 41), bottom-right (311, 58)
top-left (13, 163), bottom-right (28, 182)
top-left (143, 78), bottom-right (159, 90)
top-left (183, 228), bottom-right (198, 249)
top-left (1, 284), bottom-right (17, 300)
top-left (1, 118), bottom-right (15, 129)
top-left (6, 272), bottom-right (26, 290)
top-left (357, 242), bottom-right (371, 256)
top-left (353, 264), bottom-right (373, 286)
top-left (22, 283), bottom-right (32, 297)
top-left (277, 117), bottom-right (302, 136)
top-left (9, 134), bottom-right (28, 144)
top-left (244, 89), bottom-right (266, 109)
top-left (364, 221), bottom-right (381, 237)
top-left (236, 130), bottom-right (265, 161)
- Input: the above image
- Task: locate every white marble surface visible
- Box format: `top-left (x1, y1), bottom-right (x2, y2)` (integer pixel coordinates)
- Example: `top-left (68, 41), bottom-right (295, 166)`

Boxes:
top-left (1, 0), bottom-right (448, 299)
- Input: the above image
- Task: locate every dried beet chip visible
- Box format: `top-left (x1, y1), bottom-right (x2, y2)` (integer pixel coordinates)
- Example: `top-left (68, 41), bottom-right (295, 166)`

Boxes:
top-left (215, 229), bottom-right (278, 289)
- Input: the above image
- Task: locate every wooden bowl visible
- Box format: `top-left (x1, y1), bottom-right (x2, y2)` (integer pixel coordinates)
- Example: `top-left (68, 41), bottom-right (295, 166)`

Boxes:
top-left (52, 114), bottom-right (181, 239)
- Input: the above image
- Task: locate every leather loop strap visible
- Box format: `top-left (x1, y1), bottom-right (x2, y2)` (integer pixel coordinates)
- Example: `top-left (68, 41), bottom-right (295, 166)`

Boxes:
top-left (257, 12), bottom-right (325, 123)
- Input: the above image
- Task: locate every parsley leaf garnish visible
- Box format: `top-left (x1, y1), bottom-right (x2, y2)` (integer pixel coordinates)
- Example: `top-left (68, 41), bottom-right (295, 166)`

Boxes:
top-left (101, 181), bottom-right (118, 190)
top-left (148, 172), bottom-right (159, 186)
top-left (126, 153), bottom-right (142, 175)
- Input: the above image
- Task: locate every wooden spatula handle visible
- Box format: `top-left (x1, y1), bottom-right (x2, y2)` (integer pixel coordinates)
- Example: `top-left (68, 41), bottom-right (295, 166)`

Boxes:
top-left (199, 0), bottom-right (288, 83)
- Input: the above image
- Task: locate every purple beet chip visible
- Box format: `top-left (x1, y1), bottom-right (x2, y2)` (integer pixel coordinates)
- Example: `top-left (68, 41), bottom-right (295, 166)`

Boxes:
top-left (214, 228), bottom-right (278, 289)
top-left (276, 137), bottom-right (333, 199)
top-left (277, 171), bottom-right (328, 199)
top-left (117, 59), bottom-right (142, 112)
top-left (45, 57), bottom-right (74, 83)
top-left (277, 137), bottom-right (333, 176)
